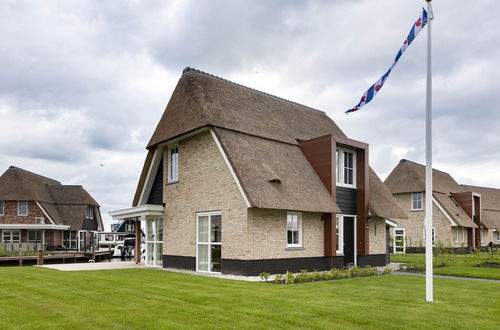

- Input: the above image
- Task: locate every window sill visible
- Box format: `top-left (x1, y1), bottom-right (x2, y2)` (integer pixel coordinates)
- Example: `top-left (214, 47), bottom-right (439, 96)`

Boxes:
top-left (410, 209), bottom-right (423, 212)
top-left (166, 180), bottom-right (179, 185)
top-left (285, 247), bottom-right (304, 251)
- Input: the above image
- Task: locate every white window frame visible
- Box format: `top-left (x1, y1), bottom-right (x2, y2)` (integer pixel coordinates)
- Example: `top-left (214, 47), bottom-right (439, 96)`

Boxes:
top-left (196, 211), bottom-right (222, 273)
top-left (145, 218), bottom-right (163, 267)
top-left (411, 192), bottom-right (423, 211)
top-left (336, 148), bottom-right (356, 188)
top-left (335, 214), bottom-right (344, 255)
top-left (286, 212), bottom-right (303, 248)
top-left (2, 230), bottom-right (20, 244)
top-left (85, 206), bottom-right (95, 220)
top-left (423, 227), bottom-right (436, 247)
top-left (454, 227), bottom-right (465, 243)
top-left (18, 201), bottom-right (28, 216)
top-left (0, 201), bottom-right (4, 216)
top-left (27, 230), bottom-right (42, 243)
top-left (496, 231), bottom-right (500, 241)
top-left (480, 227), bottom-right (484, 243)
top-left (167, 146), bottom-right (179, 183)
top-left (394, 228), bottom-right (406, 253)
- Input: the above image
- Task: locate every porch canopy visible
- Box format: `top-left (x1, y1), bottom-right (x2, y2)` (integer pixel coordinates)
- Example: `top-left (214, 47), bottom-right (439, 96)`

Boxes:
top-left (108, 204), bottom-right (164, 263)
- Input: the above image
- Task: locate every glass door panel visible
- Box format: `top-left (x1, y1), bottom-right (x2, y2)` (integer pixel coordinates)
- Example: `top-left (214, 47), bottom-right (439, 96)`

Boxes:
top-left (197, 244), bottom-right (209, 271)
top-left (197, 213), bottom-right (222, 273)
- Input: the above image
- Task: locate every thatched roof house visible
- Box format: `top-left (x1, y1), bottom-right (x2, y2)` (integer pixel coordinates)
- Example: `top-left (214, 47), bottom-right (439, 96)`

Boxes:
top-left (112, 67), bottom-right (408, 273)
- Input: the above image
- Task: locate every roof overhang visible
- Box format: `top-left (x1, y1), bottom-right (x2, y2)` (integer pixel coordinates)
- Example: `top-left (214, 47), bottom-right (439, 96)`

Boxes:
top-left (0, 224), bottom-right (70, 230)
top-left (385, 219), bottom-right (398, 227)
top-left (109, 204), bottom-right (164, 220)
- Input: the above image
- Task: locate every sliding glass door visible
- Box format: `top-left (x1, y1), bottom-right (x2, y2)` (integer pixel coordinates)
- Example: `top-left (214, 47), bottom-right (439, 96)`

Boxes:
top-left (196, 212), bottom-right (222, 273)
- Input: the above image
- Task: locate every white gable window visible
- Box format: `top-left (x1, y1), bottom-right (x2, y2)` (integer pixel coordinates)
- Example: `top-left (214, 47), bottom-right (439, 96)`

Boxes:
top-left (85, 206), bottom-right (95, 219)
top-left (168, 147), bottom-right (179, 183)
top-left (0, 201), bottom-right (3, 215)
top-left (336, 148), bottom-right (356, 188)
top-left (18, 201), bottom-right (28, 216)
top-left (411, 192), bottom-right (423, 211)
top-left (287, 212), bottom-right (302, 247)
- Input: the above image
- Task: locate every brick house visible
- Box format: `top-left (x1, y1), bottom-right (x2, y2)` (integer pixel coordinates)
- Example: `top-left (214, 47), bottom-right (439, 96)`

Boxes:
top-left (0, 166), bottom-right (103, 251)
top-left (384, 159), bottom-right (500, 252)
top-left (110, 68), bottom-right (407, 275)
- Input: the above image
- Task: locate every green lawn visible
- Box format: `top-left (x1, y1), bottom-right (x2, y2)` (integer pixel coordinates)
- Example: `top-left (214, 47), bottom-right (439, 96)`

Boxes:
top-left (0, 267), bottom-right (499, 329)
top-left (390, 253), bottom-right (500, 280)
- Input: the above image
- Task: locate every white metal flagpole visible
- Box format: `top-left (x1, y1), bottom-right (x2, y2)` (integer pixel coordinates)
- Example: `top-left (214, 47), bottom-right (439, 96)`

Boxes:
top-left (425, 0), bottom-right (434, 303)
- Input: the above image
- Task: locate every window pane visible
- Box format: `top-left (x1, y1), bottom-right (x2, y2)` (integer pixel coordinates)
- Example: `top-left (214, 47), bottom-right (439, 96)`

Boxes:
top-left (211, 245), bottom-right (221, 272)
top-left (147, 220), bottom-right (154, 242)
top-left (336, 151), bottom-right (340, 183)
top-left (197, 244), bottom-right (209, 271)
top-left (0, 201), bottom-right (3, 214)
top-left (287, 230), bottom-right (293, 245)
top-left (156, 218), bottom-right (163, 241)
top-left (198, 216), bottom-right (209, 243)
top-left (211, 215), bottom-right (221, 243)
top-left (19, 201), bottom-right (27, 215)
top-left (155, 243), bottom-right (163, 266)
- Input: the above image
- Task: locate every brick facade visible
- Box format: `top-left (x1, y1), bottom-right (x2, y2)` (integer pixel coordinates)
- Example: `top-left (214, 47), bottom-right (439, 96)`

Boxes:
top-left (368, 216), bottom-right (387, 254)
top-left (163, 130), bottom-right (250, 259)
top-left (391, 193), bottom-right (467, 247)
top-left (0, 200), bottom-right (46, 224)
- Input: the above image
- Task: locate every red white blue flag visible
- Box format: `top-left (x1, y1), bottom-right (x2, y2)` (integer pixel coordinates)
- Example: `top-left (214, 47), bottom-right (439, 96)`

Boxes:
top-left (346, 8), bottom-right (428, 114)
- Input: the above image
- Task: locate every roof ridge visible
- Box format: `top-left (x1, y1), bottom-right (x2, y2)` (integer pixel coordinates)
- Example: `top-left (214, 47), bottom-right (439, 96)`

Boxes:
top-left (460, 184), bottom-right (500, 191)
top-left (7, 166), bottom-right (61, 184)
top-left (399, 159), bottom-right (452, 176)
top-left (182, 67), bottom-right (327, 115)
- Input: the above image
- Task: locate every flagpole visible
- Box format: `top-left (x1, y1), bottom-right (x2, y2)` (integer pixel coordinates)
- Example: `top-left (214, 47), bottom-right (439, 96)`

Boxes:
top-left (425, 0), bottom-right (434, 303)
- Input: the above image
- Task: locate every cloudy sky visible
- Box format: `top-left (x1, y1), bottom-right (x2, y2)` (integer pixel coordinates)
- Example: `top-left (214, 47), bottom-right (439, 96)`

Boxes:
top-left (1, 0), bottom-right (499, 229)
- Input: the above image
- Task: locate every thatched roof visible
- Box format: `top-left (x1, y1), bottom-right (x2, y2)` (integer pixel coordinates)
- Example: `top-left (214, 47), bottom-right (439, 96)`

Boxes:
top-left (0, 166), bottom-right (101, 230)
top-left (369, 167), bottom-right (407, 219)
top-left (385, 159), bottom-right (462, 194)
top-left (139, 67), bottom-right (406, 217)
top-left (214, 127), bottom-right (340, 213)
top-left (147, 68), bottom-right (345, 148)
top-left (433, 192), bottom-right (476, 228)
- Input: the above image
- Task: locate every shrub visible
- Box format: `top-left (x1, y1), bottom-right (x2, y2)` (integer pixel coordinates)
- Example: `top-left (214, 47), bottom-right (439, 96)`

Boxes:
top-left (285, 271), bottom-right (294, 285)
top-left (350, 266), bottom-right (362, 278)
top-left (273, 274), bottom-right (284, 284)
top-left (259, 272), bottom-right (270, 282)
top-left (382, 267), bottom-right (392, 275)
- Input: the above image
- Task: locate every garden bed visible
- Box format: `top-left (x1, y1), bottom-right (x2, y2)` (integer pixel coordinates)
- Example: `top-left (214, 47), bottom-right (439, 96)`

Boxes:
top-left (260, 266), bottom-right (391, 284)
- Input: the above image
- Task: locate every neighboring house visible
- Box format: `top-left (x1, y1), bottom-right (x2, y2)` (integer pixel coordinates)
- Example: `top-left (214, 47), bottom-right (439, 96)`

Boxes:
top-left (460, 185), bottom-right (500, 246)
top-left (110, 67), bottom-right (407, 275)
top-left (0, 166), bottom-right (103, 251)
top-left (385, 159), bottom-right (499, 251)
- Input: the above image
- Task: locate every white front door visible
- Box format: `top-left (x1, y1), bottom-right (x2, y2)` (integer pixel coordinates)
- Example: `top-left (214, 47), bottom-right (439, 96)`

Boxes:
top-left (146, 218), bottom-right (163, 267)
top-left (196, 212), bottom-right (222, 273)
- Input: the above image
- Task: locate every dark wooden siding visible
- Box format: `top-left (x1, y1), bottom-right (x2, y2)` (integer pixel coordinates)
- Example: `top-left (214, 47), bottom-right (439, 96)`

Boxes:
top-left (82, 217), bottom-right (98, 230)
top-left (336, 187), bottom-right (357, 215)
top-left (147, 160), bottom-right (163, 205)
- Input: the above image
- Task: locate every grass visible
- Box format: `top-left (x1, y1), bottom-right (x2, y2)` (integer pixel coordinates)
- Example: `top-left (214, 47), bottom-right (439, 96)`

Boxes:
top-left (391, 252), bottom-right (500, 280)
top-left (0, 267), bottom-right (499, 329)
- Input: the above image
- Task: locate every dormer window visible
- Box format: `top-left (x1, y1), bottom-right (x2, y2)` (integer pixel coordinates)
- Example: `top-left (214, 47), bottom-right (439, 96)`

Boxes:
top-left (85, 205), bottom-right (95, 219)
top-left (336, 148), bottom-right (356, 188)
top-left (18, 201), bottom-right (28, 216)
top-left (168, 146), bottom-right (179, 183)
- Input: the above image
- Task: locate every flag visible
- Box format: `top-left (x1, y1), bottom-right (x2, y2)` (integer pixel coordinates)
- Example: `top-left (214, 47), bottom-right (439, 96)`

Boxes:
top-left (346, 8), bottom-right (428, 114)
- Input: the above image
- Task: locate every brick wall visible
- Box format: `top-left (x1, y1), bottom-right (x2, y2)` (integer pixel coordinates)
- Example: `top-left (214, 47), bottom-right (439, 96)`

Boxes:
top-left (368, 216), bottom-right (387, 254)
top-left (0, 201), bottom-right (46, 225)
top-left (248, 208), bottom-right (324, 259)
top-left (163, 130), bottom-right (250, 259)
top-left (392, 193), bottom-right (460, 247)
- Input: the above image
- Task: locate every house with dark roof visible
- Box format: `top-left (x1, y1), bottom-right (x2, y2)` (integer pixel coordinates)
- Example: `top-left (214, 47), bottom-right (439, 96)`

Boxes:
top-left (0, 166), bottom-right (103, 251)
top-left (110, 67), bottom-right (407, 275)
top-left (385, 159), bottom-right (499, 251)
